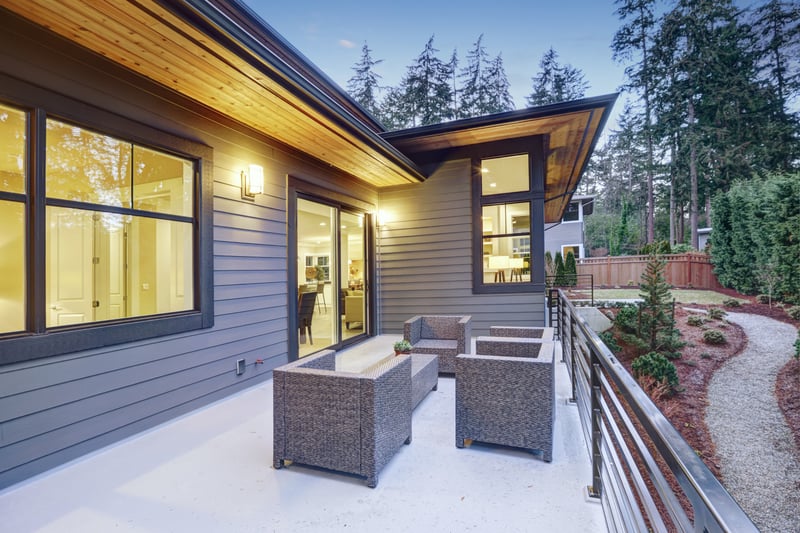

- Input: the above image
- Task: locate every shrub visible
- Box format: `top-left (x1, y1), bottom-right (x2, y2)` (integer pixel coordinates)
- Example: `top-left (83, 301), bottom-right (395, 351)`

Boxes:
top-left (756, 294), bottom-right (770, 304)
top-left (706, 307), bottom-right (726, 320)
top-left (794, 332), bottom-right (800, 360)
top-left (687, 315), bottom-right (705, 327)
top-left (632, 352), bottom-right (679, 389)
top-left (722, 298), bottom-right (741, 308)
top-left (599, 331), bottom-right (621, 353)
top-left (786, 306), bottom-right (800, 321)
top-left (614, 304), bottom-right (639, 334)
top-left (703, 330), bottom-right (727, 345)
top-left (700, 352), bottom-right (712, 359)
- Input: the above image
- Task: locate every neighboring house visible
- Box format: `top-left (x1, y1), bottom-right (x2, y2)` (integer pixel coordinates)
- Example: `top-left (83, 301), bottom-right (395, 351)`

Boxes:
top-left (544, 195), bottom-right (594, 259)
top-left (698, 227), bottom-right (712, 251)
top-left (0, 1), bottom-right (615, 489)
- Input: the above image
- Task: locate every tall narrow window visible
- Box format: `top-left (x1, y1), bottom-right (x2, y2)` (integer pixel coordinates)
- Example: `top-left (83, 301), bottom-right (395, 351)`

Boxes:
top-left (0, 103), bottom-right (26, 334)
top-left (480, 154), bottom-right (532, 285)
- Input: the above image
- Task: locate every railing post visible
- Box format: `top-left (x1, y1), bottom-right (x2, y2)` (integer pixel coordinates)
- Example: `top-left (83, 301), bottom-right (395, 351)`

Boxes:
top-left (569, 316), bottom-right (577, 403)
top-left (588, 349), bottom-right (602, 499)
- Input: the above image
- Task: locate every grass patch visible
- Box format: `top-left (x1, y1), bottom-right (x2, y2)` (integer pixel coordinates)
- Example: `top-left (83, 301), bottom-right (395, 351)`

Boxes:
top-left (593, 288), bottom-right (747, 306)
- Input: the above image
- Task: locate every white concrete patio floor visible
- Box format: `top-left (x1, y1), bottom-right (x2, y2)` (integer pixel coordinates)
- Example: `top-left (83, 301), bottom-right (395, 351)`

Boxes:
top-left (0, 336), bottom-right (606, 532)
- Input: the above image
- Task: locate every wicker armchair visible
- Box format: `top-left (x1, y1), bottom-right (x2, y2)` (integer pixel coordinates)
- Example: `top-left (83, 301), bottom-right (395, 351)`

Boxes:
top-left (273, 350), bottom-right (412, 487)
top-left (455, 340), bottom-right (555, 462)
top-left (403, 315), bottom-right (471, 373)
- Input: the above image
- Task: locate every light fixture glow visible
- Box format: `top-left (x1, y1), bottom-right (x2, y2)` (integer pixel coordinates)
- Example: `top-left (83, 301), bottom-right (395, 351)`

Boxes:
top-left (241, 164), bottom-right (264, 200)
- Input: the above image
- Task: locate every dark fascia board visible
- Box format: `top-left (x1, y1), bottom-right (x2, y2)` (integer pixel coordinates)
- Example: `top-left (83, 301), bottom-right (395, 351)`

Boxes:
top-left (172, 0), bottom-right (425, 182)
top-left (382, 93), bottom-right (619, 143)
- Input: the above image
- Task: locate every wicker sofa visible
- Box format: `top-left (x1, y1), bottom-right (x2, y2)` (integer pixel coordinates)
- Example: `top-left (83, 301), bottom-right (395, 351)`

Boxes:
top-left (273, 349), bottom-right (412, 487)
top-left (403, 315), bottom-right (471, 374)
top-left (455, 339), bottom-right (555, 462)
top-left (489, 326), bottom-right (555, 341)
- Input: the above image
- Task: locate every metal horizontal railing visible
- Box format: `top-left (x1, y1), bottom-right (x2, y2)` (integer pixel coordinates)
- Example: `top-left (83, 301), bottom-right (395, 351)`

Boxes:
top-left (551, 289), bottom-right (757, 532)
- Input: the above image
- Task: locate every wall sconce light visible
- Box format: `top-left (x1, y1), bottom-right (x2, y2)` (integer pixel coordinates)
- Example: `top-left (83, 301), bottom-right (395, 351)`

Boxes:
top-left (241, 164), bottom-right (264, 200)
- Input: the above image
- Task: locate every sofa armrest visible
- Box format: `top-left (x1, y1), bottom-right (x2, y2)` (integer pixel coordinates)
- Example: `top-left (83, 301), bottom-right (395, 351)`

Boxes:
top-left (404, 316), bottom-right (422, 344)
top-left (361, 355), bottom-right (413, 479)
top-left (457, 315), bottom-right (472, 353)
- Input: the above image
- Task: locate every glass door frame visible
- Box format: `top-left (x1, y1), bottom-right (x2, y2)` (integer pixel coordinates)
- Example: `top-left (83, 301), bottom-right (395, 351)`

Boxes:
top-left (287, 179), bottom-right (375, 361)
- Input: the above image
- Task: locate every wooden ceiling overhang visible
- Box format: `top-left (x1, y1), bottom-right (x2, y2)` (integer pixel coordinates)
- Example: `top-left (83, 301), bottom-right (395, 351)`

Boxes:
top-left (1, 0), bottom-right (425, 187)
top-left (383, 94), bottom-right (618, 223)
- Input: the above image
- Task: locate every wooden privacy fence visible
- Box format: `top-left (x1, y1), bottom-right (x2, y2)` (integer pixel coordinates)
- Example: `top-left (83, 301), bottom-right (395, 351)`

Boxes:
top-left (576, 253), bottom-right (724, 290)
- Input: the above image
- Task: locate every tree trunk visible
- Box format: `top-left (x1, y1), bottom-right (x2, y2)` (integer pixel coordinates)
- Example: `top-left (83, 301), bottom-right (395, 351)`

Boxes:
top-left (669, 183), bottom-right (675, 245)
top-left (688, 99), bottom-right (699, 249)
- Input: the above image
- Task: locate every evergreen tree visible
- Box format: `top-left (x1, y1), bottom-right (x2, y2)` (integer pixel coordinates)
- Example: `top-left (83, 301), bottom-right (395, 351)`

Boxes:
top-left (652, 0), bottom-right (773, 248)
top-left (526, 47), bottom-right (589, 106)
top-left (751, 0), bottom-right (800, 171)
top-left (402, 35), bottom-right (455, 126)
top-left (346, 42), bottom-right (383, 118)
top-left (458, 35), bottom-right (491, 118)
top-left (378, 85), bottom-right (415, 130)
top-left (457, 36), bottom-right (515, 118)
top-left (612, 0), bottom-right (659, 243)
top-left (484, 53), bottom-right (515, 114)
top-left (554, 251), bottom-right (566, 286)
top-left (638, 253), bottom-right (682, 357)
top-left (565, 250), bottom-right (578, 286)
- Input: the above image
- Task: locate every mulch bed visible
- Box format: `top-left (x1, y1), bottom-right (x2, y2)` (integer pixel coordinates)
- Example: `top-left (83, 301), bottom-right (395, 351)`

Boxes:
top-left (604, 293), bottom-right (800, 478)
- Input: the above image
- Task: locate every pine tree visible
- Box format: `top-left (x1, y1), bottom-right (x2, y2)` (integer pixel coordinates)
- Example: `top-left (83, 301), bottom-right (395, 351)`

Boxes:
top-left (554, 251), bottom-right (566, 286)
top-left (638, 253), bottom-right (682, 356)
top-left (612, 0), bottom-right (658, 243)
top-left (526, 47), bottom-right (589, 107)
top-left (403, 35), bottom-right (455, 126)
top-left (484, 53), bottom-right (515, 114)
top-left (346, 42), bottom-right (383, 118)
top-left (457, 35), bottom-right (490, 119)
top-left (751, 0), bottom-right (800, 171)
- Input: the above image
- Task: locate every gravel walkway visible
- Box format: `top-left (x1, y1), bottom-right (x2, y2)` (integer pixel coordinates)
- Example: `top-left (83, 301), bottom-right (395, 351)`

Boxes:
top-left (706, 312), bottom-right (800, 532)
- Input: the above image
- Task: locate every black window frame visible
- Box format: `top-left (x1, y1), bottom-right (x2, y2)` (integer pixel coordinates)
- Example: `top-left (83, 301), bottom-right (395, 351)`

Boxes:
top-left (471, 137), bottom-right (547, 294)
top-left (0, 82), bottom-right (214, 366)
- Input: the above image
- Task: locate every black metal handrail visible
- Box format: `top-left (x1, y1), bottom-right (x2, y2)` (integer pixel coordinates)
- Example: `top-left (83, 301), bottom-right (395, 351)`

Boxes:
top-left (552, 289), bottom-right (757, 532)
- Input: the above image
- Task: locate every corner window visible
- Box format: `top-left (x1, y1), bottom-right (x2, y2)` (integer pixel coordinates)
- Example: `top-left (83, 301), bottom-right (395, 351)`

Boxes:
top-left (479, 154), bottom-right (532, 287)
top-left (472, 140), bottom-right (546, 294)
top-left (0, 100), bottom-right (213, 365)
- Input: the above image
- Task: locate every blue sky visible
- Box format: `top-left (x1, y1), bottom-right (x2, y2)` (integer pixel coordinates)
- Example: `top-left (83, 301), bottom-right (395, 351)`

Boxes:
top-left (245, 1), bottom-right (627, 113)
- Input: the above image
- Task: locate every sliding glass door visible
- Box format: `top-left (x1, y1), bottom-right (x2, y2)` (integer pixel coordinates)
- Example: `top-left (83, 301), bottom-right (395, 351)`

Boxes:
top-left (296, 198), bottom-right (367, 358)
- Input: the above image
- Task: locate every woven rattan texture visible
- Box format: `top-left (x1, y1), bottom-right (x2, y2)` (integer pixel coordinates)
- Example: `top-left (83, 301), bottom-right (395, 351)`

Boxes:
top-left (410, 353), bottom-right (438, 409)
top-left (455, 343), bottom-right (555, 462)
top-left (273, 350), bottom-right (412, 487)
top-left (489, 326), bottom-right (555, 341)
top-left (404, 316), bottom-right (471, 373)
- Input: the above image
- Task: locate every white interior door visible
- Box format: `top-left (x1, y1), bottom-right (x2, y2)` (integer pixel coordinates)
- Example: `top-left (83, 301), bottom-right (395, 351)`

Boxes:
top-left (93, 216), bottom-right (127, 321)
top-left (48, 209), bottom-right (94, 326)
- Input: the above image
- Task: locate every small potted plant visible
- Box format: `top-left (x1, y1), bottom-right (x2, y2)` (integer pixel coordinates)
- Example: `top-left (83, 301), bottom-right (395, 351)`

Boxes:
top-left (393, 339), bottom-right (412, 356)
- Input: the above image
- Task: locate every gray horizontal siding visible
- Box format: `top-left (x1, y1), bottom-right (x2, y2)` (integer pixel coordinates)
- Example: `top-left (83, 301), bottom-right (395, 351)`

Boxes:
top-left (378, 159), bottom-right (545, 337)
top-left (0, 20), bottom-right (321, 489)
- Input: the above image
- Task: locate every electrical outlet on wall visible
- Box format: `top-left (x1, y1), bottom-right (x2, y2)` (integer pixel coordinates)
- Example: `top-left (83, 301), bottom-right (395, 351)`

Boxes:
top-left (236, 358), bottom-right (245, 375)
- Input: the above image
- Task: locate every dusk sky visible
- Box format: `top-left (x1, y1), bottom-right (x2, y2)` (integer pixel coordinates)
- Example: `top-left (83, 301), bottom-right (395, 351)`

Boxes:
top-left (245, 0), bottom-right (628, 117)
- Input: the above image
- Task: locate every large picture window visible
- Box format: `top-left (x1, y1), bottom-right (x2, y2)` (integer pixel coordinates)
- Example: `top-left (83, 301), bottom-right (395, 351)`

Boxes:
top-left (0, 99), bottom-right (212, 365)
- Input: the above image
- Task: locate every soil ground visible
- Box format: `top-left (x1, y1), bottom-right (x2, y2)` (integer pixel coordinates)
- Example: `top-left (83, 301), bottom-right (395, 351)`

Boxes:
top-left (600, 288), bottom-right (800, 477)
